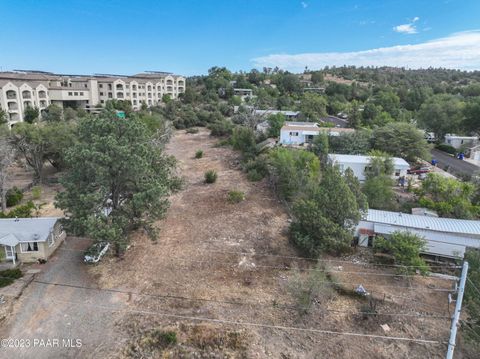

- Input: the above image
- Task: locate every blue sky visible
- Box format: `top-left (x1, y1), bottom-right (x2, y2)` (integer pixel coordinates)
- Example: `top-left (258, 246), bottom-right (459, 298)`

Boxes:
top-left (1, 0), bottom-right (479, 75)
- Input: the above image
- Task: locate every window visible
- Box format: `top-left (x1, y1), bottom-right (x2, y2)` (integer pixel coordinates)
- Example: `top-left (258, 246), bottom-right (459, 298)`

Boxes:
top-left (394, 170), bottom-right (401, 176)
top-left (68, 92), bottom-right (73, 96)
top-left (74, 92), bottom-right (78, 96)
top-left (100, 92), bottom-right (104, 96)
top-left (289, 132), bottom-right (299, 136)
top-left (79, 92), bottom-right (84, 95)
top-left (21, 242), bottom-right (39, 252)
top-left (99, 84), bottom-right (103, 88)
top-left (101, 100), bottom-right (105, 104)
top-left (108, 92), bottom-right (113, 98)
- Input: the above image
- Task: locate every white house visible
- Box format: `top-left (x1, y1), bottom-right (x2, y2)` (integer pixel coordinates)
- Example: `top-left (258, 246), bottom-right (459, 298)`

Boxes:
top-left (355, 209), bottom-right (480, 259)
top-left (279, 121), bottom-right (355, 145)
top-left (327, 154), bottom-right (410, 182)
top-left (444, 134), bottom-right (478, 149)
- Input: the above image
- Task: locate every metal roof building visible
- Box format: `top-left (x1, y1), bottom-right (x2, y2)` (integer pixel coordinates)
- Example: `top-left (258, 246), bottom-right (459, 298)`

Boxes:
top-left (356, 209), bottom-right (480, 259)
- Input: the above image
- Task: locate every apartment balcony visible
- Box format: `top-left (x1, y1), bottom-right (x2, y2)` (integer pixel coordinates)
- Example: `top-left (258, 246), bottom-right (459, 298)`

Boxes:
top-left (22, 91), bottom-right (32, 99)
top-left (6, 90), bottom-right (17, 100)
top-left (116, 92), bottom-right (124, 99)
top-left (116, 84), bottom-right (124, 91)
top-left (166, 86), bottom-right (173, 92)
top-left (23, 101), bottom-right (32, 108)
top-left (178, 81), bottom-right (185, 86)
top-left (178, 87), bottom-right (185, 92)
top-left (166, 80), bottom-right (173, 85)
top-left (7, 102), bottom-right (18, 111)
top-left (38, 91), bottom-right (47, 99)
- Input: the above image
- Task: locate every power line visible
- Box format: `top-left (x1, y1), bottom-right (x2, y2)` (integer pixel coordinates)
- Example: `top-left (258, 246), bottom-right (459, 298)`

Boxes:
top-left (24, 278), bottom-right (450, 320)
top-left (49, 297), bottom-right (444, 345)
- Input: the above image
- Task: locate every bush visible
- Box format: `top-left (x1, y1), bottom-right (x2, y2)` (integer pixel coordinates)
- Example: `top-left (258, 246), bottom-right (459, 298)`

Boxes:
top-left (0, 268), bottom-right (23, 288)
top-left (231, 126), bottom-right (257, 159)
top-left (195, 150), bottom-right (204, 159)
top-left (31, 186), bottom-right (42, 200)
top-left (204, 170), bottom-right (218, 184)
top-left (186, 128), bottom-right (199, 134)
top-left (227, 190), bottom-right (245, 203)
top-left (142, 329), bottom-right (177, 349)
top-left (373, 232), bottom-right (429, 274)
top-left (6, 187), bottom-right (23, 207)
top-left (208, 119), bottom-right (233, 137)
top-left (0, 201), bottom-right (35, 218)
top-left (244, 156), bottom-right (269, 182)
top-left (436, 143), bottom-right (457, 155)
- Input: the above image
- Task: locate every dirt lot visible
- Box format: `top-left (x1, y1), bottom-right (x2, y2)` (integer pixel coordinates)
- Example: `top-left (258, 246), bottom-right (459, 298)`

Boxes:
top-left (86, 128), bottom-right (468, 358)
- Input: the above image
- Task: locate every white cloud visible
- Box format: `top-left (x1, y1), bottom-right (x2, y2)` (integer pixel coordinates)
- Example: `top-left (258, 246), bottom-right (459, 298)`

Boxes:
top-left (393, 16), bottom-right (420, 34)
top-left (301, 2), bottom-right (308, 8)
top-left (251, 31), bottom-right (480, 72)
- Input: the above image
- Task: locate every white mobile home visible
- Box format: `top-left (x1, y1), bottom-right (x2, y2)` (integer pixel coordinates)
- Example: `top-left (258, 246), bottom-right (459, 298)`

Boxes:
top-left (444, 134), bottom-right (478, 149)
top-left (355, 209), bottom-right (480, 259)
top-left (328, 154), bottom-right (410, 182)
top-left (279, 122), bottom-right (354, 145)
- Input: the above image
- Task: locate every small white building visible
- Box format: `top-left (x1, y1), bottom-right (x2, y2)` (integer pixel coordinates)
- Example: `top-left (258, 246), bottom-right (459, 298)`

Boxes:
top-left (444, 134), bottom-right (478, 149)
top-left (233, 88), bottom-right (253, 101)
top-left (279, 122), bottom-right (355, 145)
top-left (328, 154), bottom-right (410, 181)
top-left (355, 209), bottom-right (480, 259)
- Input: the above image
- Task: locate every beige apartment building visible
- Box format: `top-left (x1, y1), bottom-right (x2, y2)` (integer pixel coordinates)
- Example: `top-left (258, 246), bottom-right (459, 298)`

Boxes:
top-left (0, 70), bottom-right (185, 127)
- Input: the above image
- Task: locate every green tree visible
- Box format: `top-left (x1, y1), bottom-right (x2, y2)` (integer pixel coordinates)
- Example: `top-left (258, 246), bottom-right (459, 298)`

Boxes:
top-left (463, 249), bottom-right (480, 347)
top-left (24, 106), bottom-right (39, 124)
top-left (372, 90), bottom-right (400, 118)
top-left (373, 122), bottom-right (430, 162)
top-left (373, 232), bottom-right (428, 274)
top-left (310, 71), bottom-right (324, 84)
top-left (328, 130), bottom-right (373, 155)
top-left (311, 131), bottom-right (329, 164)
top-left (417, 94), bottom-right (465, 140)
top-left (464, 97), bottom-right (480, 134)
top-left (231, 126), bottom-right (257, 159)
top-left (43, 104), bottom-right (63, 122)
top-left (55, 114), bottom-right (178, 255)
top-left (268, 148), bottom-right (320, 201)
top-left (290, 165), bottom-right (360, 255)
top-left (63, 107), bottom-right (77, 121)
top-left (362, 151), bottom-right (395, 210)
top-left (417, 173), bottom-right (479, 219)
top-left (300, 93), bottom-right (327, 120)
top-left (343, 167), bottom-right (368, 215)
top-left (266, 113), bottom-right (286, 138)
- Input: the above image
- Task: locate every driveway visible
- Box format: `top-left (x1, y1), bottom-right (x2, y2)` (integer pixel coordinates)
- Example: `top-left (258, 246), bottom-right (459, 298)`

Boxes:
top-left (430, 149), bottom-right (479, 177)
top-left (0, 238), bottom-right (127, 359)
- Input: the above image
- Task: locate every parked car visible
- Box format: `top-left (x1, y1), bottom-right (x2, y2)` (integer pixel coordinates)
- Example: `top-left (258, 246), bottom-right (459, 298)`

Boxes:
top-left (84, 242), bottom-right (110, 264)
top-left (407, 166), bottom-right (431, 175)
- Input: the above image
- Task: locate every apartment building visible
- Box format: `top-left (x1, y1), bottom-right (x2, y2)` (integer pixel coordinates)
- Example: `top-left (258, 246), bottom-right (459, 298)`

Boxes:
top-left (0, 70), bottom-right (185, 127)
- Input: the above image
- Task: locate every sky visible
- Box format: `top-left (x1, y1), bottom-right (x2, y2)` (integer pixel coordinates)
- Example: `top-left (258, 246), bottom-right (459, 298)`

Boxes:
top-left (1, 0), bottom-right (480, 76)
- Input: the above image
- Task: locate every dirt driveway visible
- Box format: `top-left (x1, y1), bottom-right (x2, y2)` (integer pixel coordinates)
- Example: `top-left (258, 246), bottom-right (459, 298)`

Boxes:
top-left (0, 238), bottom-right (127, 359)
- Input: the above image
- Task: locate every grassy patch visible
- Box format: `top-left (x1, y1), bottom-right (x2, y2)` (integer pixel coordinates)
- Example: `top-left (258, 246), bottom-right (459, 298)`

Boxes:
top-left (204, 170), bottom-right (218, 184)
top-left (227, 190), bottom-right (245, 204)
top-left (195, 149), bottom-right (203, 159)
top-left (0, 268), bottom-right (23, 288)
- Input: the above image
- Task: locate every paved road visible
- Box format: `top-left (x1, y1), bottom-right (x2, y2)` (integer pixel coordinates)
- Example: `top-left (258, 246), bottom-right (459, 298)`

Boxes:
top-left (430, 149), bottom-right (479, 177)
top-left (1, 238), bottom-right (127, 359)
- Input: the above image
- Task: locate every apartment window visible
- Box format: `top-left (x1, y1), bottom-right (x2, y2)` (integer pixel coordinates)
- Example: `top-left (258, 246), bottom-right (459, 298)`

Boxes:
top-left (100, 100), bottom-right (105, 104)
top-left (108, 92), bottom-right (113, 98)
top-left (100, 92), bottom-right (104, 96)
top-left (21, 242), bottom-right (39, 252)
top-left (99, 84), bottom-right (103, 88)
top-left (84, 84), bottom-right (88, 88)
top-left (108, 84), bottom-right (112, 90)
top-left (79, 92), bottom-right (84, 95)
top-left (74, 92), bottom-right (78, 96)
top-left (68, 92), bottom-right (73, 96)
top-left (289, 132), bottom-right (299, 136)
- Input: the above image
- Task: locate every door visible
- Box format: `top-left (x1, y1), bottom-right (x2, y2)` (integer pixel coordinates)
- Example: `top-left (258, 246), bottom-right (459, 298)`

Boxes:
top-left (4, 246), bottom-right (15, 260)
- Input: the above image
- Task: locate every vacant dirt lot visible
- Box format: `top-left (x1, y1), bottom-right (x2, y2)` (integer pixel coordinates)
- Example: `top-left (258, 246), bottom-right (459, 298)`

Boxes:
top-left (87, 128), bottom-right (468, 358)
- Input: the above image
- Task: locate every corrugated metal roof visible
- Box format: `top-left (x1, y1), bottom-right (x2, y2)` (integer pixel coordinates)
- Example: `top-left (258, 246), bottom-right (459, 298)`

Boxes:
top-left (366, 209), bottom-right (480, 236)
top-left (0, 217), bottom-right (60, 243)
top-left (328, 154), bottom-right (409, 167)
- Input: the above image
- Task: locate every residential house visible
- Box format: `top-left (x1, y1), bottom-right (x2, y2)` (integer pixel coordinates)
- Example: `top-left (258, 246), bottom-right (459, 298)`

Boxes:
top-left (233, 88), bottom-right (253, 101)
top-left (327, 154), bottom-right (410, 181)
top-left (444, 134), bottom-right (478, 150)
top-left (279, 121), bottom-right (355, 145)
top-left (0, 217), bottom-right (65, 265)
top-left (355, 209), bottom-right (480, 259)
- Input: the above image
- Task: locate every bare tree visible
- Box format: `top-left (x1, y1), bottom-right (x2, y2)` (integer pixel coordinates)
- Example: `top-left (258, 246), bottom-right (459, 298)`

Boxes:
top-left (0, 136), bottom-right (15, 211)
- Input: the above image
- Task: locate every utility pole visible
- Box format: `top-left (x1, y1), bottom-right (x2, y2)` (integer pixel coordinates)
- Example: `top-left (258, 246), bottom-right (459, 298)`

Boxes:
top-left (446, 261), bottom-right (469, 359)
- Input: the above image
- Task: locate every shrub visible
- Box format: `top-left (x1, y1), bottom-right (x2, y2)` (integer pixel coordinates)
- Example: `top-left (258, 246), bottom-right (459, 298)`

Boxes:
top-left (0, 201), bottom-right (35, 218)
top-left (244, 155), bottom-right (269, 182)
top-left (31, 186), bottom-right (42, 200)
top-left (373, 232), bottom-right (429, 274)
top-left (436, 143), bottom-right (457, 155)
top-left (231, 126), bottom-right (257, 159)
top-left (227, 190), bottom-right (245, 203)
top-left (195, 150), bottom-right (204, 159)
top-left (186, 128), bottom-right (199, 134)
top-left (204, 170), bottom-right (218, 184)
top-left (6, 187), bottom-right (23, 207)
top-left (142, 329), bottom-right (177, 349)
top-left (208, 119), bottom-right (233, 137)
